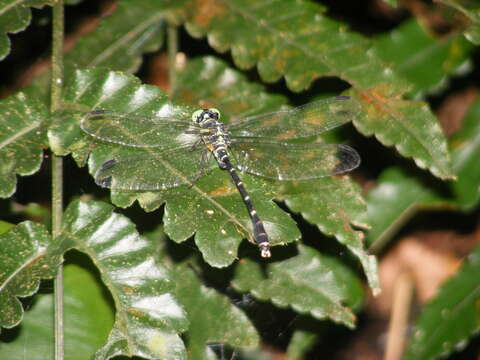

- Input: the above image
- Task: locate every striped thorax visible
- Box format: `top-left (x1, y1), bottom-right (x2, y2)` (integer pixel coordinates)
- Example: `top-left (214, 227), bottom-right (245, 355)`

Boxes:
top-left (192, 108), bottom-right (231, 168)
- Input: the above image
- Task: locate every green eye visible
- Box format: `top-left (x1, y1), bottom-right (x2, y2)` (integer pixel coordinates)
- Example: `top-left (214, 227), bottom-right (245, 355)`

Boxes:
top-left (192, 109), bottom-right (203, 122)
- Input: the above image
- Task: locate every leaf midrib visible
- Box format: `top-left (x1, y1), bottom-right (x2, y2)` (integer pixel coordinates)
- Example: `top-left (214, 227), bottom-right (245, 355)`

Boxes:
top-left (87, 13), bottom-right (164, 67)
top-left (413, 275), bottom-right (480, 358)
top-left (0, 0), bottom-right (25, 17)
top-left (0, 120), bottom-right (42, 150)
top-left (74, 74), bottom-right (250, 238)
top-left (216, 0), bottom-right (446, 176)
top-left (0, 246), bottom-right (47, 293)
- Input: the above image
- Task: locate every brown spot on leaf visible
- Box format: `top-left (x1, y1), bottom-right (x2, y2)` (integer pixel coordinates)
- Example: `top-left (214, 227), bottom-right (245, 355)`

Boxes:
top-left (122, 285), bottom-right (136, 295)
top-left (127, 308), bottom-right (145, 318)
top-left (193, 0), bottom-right (227, 28)
top-left (276, 129), bottom-right (297, 139)
top-left (209, 185), bottom-right (236, 196)
top-left (358, 85), bottom-right (403, 118)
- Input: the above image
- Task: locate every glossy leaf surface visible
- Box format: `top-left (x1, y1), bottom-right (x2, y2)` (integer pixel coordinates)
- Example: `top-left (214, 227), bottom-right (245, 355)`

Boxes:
top-left (174, 265), bottom-right (259, 359)
top-left (367, 96), bottom-right (480, 251)
top-left (405, 242), bottom-right (480, 360)
top-left (0, 0), bottom-right (53, 60)
top-left (350, 89), bottom-right (452, 180)
top-left (449, 97), bottom-right (480, 210)
top-left (172, 56), bottom-right (376, 279)
top-left (65, 0), bottom-right (168, 73)
top-left (365, 167), bottom-right (449, 251)
top-left (27, 0), bottom-right (168, 102)
top-left (374, 18), bottom-right (473, 96)
top-left (169, 0), bottom-right (405, 92)
top-left (168, 0), bottom-right (454, 179)
top-left (0, 221), bottom-right (60, 329)
top-left (56, 67), bottom-right (300, 266)
top-left (282, 176), bottom-right (379, 294)
top-left (57, 200), bottom-right (188, 360)
top-left (0, 263), bottom-right (114, 360)
top-left (232, 245), bottom-right (364, 328)
top-left (0, 92), bottom-right (48, 197)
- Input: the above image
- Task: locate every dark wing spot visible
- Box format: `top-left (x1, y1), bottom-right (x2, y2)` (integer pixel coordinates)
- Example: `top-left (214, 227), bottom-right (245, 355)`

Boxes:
top-left (333, 145), bottom-right (360, 174)
top-left (101, 159), bottom-right (117, 170)
top-left (89, 109), bottom-right (106, 116)
top-left (334, 95), bottom-right (350, 101)
top-left (97, 176), bottom-right (112, 188)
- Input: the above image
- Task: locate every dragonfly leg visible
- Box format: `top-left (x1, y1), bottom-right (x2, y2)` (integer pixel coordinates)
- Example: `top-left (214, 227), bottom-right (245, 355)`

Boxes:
top-left (187, 150), bottom-right (212, 188)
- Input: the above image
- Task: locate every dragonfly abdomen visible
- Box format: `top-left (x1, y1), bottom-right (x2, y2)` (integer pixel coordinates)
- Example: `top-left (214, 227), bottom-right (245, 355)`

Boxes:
top-left (220, 152), bottom-right (271, 258)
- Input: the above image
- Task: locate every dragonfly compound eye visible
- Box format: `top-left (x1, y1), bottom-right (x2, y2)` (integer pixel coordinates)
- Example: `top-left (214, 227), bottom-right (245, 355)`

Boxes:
top-left (207, 108), bottom-right (220, 120)
top-left (192, 109), bottom-right (205, 123)
top-left (81, 96), bottom-right (360, 258)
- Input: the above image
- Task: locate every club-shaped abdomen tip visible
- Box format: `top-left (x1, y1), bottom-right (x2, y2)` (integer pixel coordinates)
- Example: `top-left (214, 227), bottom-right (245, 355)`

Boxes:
top-left (259, 242), bottom-right (271, 258)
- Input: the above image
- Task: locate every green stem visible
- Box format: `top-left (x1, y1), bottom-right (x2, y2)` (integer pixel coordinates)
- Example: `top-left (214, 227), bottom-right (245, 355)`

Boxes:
top-left (51, 2), bottom-right (64, 360)
top-left (167, 23), bottom-right (178, 97)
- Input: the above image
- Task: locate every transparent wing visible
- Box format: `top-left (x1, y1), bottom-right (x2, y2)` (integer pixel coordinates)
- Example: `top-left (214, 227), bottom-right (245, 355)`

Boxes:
top-left (81, 109), bottom-right (198, 148)
top-left (229, 141), bottom-right (360, 180)
top-left (95, 146), bottom-right (217, 190)
top-left (228, 96), bottom-right (358, 140)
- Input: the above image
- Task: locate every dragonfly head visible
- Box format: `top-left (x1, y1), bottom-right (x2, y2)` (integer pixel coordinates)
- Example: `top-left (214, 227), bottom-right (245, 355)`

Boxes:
top-left (192, 108), bottom-right (221, 127)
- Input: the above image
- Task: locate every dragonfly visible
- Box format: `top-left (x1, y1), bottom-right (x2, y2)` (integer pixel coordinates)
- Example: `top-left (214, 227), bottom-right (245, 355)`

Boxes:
top-left (81, 95), bottom-right (361, 258)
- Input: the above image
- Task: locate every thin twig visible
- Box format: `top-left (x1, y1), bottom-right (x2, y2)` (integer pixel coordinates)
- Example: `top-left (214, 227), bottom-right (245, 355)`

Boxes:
top-left (51, 2), bottom-right (65, 360)
top-left (167, 23), bottom-right (178, 97)
top-left (384, 271), bottom-right (415, 360)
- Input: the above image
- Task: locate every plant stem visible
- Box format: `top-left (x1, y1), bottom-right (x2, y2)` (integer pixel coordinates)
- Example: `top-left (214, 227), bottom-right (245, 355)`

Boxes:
top-left (385, 271), bottom-right (414, 360)
top-left (167, 23), bottom-right (178, 97)
top-left (51, 2), bottom-right (65, 360)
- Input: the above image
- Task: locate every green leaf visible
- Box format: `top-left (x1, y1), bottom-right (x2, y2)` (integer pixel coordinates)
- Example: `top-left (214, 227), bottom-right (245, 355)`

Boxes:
top-left (286, 327), bottom-right (320, 360)
top-left (0, 221), bottom-right (60, 329)
top-left (232, 245), bottom-right (364, 328)
top-left (0, 0), bottom-right (53, 60)
top-left (365, 167), bottom-right (450, 252)
top-left (27, 0), bottom-right (169, 102)
top-left (173, 56), bottom-right (372, 273)
top-left (405, 242), bottom-right (480, 360)
top-left (438, 0), bottom-right (480, 44)
top-left (49, 67), bottom-right (182, 164)
top-left (449, 97), bottom-right (480, 210)
top-left (374, 18), bottom-right (473, 96)
top-left (57, 199), bottom-right (188, 360)
top-left (382, 0), bottom-right (398, 7)
top-left (0, 92), bottom-right (48, 198)
top-left (0, 262), bottom-right (114, 360)
top-left (174, 265), bottom-right (259, 359)
top-left (56, 67), bottom-right (300, 266)
top-left (350, 89), bottom-right (453, 180)
top-left (64, 0), bottom-right (167, 72)
top-left (367, 96), bottom-right (480, 251)
top-left (282, 177), bottom-right (380, 295)
top-left (168, 0), bottom-right (454, 179)
top-left (172, 56), bottom-right (287, 116)
top-left (161, 175), bottom-right (300, 267)
top-left (169, 0), bottom-right (407, 92)
top-left (0, 220), bottom-right (14, 234)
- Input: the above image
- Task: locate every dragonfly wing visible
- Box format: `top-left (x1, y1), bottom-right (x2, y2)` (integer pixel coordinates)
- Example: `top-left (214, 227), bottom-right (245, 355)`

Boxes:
top-left (229, 141), bottom-right (360, 180)
top-left (95, 146), bottom-right (217, 190)
top-left (228, 96), bottom-right (358, 140)
top-left (81, 109), bottom-right (197, 148)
